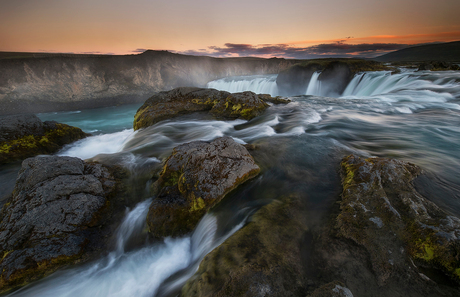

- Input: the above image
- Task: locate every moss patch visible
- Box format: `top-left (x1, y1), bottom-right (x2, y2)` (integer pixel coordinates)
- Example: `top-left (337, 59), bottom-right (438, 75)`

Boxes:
top-left (0, 123), bottom-right (87, 165)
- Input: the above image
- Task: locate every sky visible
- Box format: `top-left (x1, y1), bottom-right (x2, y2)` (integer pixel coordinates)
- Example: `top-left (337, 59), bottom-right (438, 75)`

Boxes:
top-left (1, 0), bottom-right (460, 59)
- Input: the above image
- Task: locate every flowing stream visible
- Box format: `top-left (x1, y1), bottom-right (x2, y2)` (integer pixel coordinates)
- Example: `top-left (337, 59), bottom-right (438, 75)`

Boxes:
top-left (2, 68), bottom-right (460, 295)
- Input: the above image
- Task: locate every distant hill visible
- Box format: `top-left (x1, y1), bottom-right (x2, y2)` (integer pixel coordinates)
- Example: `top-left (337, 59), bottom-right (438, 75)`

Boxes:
top-left (374, 41), bottom-right (460, 62)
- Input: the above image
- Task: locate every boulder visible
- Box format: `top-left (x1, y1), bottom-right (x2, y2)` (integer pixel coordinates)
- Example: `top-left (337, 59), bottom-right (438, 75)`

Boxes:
top-left (146, 136), bottom-right (260, 238)
top-left (337, 155), bottom-right (460, 285)
top-left (0, 156), bottom-right (116, 292)
top-left (181, 195), bottom-right (309, 297)
top-left (133, 87), bottom-right (276, 130)
top-left (0, 114), bottom-right (88, 164)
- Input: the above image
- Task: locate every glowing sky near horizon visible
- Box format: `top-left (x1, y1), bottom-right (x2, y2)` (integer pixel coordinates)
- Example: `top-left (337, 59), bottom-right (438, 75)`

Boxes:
top-left (1, 0), bottom-right (459, 58)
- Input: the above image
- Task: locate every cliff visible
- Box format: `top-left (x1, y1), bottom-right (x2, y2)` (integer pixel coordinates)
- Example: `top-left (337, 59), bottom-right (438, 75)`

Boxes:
top-left (0, 51), bottom-right (298, 115)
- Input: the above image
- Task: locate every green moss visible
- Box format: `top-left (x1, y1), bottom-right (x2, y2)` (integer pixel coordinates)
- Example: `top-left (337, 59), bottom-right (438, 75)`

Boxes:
top-left (0, 124), bottom-right (86, 165)
top-left (162, 170), bottom-right (182, 187)
top-left (0, 143), bottom-right (10, 154)
top-left (454, 268), bottom-right (460, 278)
top-left (190, 197), bottom-right (205, 212)
top-left (0, 252), bottom-right (81, 294)
top-left (1, 250), bottom-right (12, 262)
top-left (415, 239), bottom-right (435, 261)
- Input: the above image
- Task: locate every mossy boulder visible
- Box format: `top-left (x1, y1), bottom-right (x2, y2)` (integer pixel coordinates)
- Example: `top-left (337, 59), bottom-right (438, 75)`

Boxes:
top-left (337, 154), bottom-right (460, 285)
top-left (181, 195), bottom-right (309, 296)
top-left (0, 114), bottom-right (88, 164)
top-left (276, 59), bottom-right (391, 96)
top-left (0, 156), bottom-right (119, 293)
top-left (133, 87), bottom-right (281, 130)
top-left (146, 136), bottom-right (260, 238)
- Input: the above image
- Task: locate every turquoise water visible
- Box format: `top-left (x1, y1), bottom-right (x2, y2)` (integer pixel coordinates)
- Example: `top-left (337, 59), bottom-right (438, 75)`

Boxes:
top-left (37, 103), bottom-right (142, 134)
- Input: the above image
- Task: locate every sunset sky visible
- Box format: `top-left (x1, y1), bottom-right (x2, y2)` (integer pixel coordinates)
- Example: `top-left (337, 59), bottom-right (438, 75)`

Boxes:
top-left (1, 0), bottom-right (460, 58)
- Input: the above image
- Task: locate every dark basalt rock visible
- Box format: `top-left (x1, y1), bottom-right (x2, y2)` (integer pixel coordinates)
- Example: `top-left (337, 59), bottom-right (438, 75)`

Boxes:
top-left (181, 155), bottom-right (460, 297)
top-left (181, 195), bottom-right (308, 297)
top-left (338, 155), bottom-right (460, 285)
top-left (133, 87), bottom-right (280, 130)
top-left (276, 63), bottom-right (322, 95)
top-left (146, 136), bottom-right (260, 238)
top-left (0, 156), bottom-right (117, 292)
top-left (0, 114), bottom-right (88, 164)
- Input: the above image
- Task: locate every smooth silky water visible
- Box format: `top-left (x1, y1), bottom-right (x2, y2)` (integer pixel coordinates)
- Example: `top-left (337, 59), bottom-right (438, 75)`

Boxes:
top-left (2, 69), bottom-right (460, 296)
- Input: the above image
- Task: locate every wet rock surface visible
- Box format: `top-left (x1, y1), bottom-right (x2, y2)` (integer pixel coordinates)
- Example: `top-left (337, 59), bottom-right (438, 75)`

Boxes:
top-left (337, 155), bottom-right (460, 286)
top-left (181, 195), bottom-right (308, 297)
top-left (133, 87), bottom-right (278, 130)
top-left (0, 114), bottom-right (88, 164)
top-left (181, 154), bottom-right (460, 297)
top-left (146, 136), bottom-right (260, 238)
top-left (0, 156), bottom-right (116, 292)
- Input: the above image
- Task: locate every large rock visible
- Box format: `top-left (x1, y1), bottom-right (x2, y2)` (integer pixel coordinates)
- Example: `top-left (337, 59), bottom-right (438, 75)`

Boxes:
top-left (182, 155), bottom-right (460, 297)
top-left (146, 136), bottom-right (260, 238)
top-left (181, 195), bottom-right (309, 297)
top-left (337, 155), bottom-right (460, 285)
top-left (0, 114), bottom-right (88, 164)
top-left (133, 87), bottom-right (274, 130)
top-left (0, 156), bottom-right (116, 292)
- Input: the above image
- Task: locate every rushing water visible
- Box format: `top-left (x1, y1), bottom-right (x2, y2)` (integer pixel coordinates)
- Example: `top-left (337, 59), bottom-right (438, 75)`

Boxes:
top-left (2, 68), bottom-right (460, 295)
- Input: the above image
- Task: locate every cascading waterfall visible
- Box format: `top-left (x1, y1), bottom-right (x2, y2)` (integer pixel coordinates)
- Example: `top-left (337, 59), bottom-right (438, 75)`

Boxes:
top-left (206, 69), bottom-right (460, 102)
top-left (206, 74), bottom-right (279, 95)
top-left (305, 72), bottom-right (321, 96)
top-left (8, 200), bottom-right (249, 297)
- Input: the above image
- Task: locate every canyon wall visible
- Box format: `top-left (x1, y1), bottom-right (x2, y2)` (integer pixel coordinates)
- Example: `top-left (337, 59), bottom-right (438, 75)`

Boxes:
top-left (0, 51), bottom-right (298, 115)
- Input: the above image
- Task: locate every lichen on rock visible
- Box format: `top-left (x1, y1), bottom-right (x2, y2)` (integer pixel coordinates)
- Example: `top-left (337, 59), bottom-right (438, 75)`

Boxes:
top-left (146, 136), bottom-right (260, 238)
top-left (0, 114), bottom-right (88, 164)
top-left (337, 154), bottom-right (460, 285)
top-left (133, 87), bottom-right (285, 130)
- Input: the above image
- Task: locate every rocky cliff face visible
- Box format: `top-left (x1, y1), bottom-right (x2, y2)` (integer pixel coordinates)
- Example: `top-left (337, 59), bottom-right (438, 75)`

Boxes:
top-left (0, 51), bottom-right (297, 115)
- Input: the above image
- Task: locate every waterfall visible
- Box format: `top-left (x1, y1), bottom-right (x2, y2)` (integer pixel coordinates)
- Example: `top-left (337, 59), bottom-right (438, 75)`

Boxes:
top-left (305, 72), bottom-right (321, 96)
top-left (206, 69), bottom-right (460, 102)
top-left (8, 201), bottom-right (249, 297)
top-left (340, 70), bottom-right (460, 101)
top-left (206, 75), bottom-right (279, 95)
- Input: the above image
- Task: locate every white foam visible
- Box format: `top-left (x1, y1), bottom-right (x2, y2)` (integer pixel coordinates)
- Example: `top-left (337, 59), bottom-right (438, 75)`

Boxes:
top-left (58, 129), bottom-right (136, 160)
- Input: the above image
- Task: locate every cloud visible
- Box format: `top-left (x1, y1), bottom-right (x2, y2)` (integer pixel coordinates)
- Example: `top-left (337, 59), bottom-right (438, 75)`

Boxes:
top-left (132, 48), bottom-right (148, 53)
top-left (178, 42), bottom-right (414, 59)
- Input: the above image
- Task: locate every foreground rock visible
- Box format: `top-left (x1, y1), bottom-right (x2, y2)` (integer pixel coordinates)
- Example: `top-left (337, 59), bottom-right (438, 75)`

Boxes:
top-left (133, 87), bottom-right (284, 130)
top-left (337, 155), bottom-right (460, 285)
top-left (0, 114), bottom-right (87, 164)
top-left (182, 195), bottom-right (308, 296)
top-left (0, 156), bottom-right (117, 292)
top-left (276, 59), bottom-right (391, 96)
top-left (146, 136), bottom-right (259, 238)
top-left (181, 155), bottom-right (460, 297)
